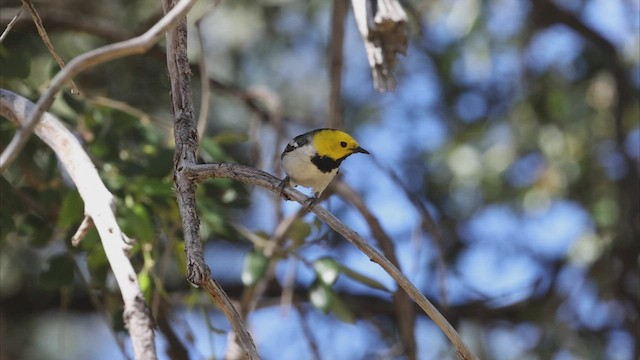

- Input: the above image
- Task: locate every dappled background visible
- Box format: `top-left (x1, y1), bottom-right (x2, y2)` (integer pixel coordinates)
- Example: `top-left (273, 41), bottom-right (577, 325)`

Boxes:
top-left (1, 0), bottom-right (638, 359)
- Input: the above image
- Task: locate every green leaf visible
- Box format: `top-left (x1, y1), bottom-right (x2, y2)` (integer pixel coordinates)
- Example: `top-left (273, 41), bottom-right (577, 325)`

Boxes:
top-left (339, 265), bottom-right (390, 292)
top-left (309, 280), bottom-right (332, 313)
top-left (138, 271), bottom-right (153, 302)
top-left (57, 191), bottom-right (83, 229)
top-left (328, 290), bottom-right (356, 324)
top-left (313, 257), bottom-right (340, 286)
top-left (289, 219), bottom-right (311, 248)
top-left (131, 203), bottom-right (154, 241)
top-left (241, 250), bottom-right (269, 286)
top-left (308, 279), bottom-right (355, 323)
top-left (40, 255), bottom-right (75, 290)
top-left (120, 203), bottom-right (154, 243)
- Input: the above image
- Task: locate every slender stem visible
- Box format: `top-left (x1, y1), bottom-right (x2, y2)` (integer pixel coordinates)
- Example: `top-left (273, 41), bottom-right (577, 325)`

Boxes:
top-left (188, 163), bottom-right (478, 360)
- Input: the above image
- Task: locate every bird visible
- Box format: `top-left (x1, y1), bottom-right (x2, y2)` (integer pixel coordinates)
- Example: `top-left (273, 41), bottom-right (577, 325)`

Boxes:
top-left (279, 128), bottom-right (369, 205)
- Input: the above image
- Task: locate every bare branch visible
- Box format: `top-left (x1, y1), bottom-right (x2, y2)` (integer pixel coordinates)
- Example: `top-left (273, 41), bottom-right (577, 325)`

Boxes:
top-left (351, 0), bottom-right (409, 92)
top-left (187, 163), bottom-right (478, 360)
top-left (21, 0), bottom-right (80, 94)
top-left (161, 1), bottom-right (258, 358)
top-left (0, 0), bottom-right (198, 174)
top-left (0, 6), bottom-right (23, 43)
top-left (332, 179), bottom-right (417, 360)
top-left (294, 304), bottom-right (321, 360)
top-left (202, 278), bottom-right (258, 359)
top-left (0, 6), bottom-right (133, 42)
top-left (85, 95), bottom-right (172, 130)
top-left (371, 156), bottom-right (450, 305)
top-left (194, 1), bottom-right (222, 148)
top-left (71, 215), bottom-right (94, 247)
top-left (327, 0), bottom-right (349, 128)
top-left (195, 22), bottom-right (211, 147)
top-left (0, 88), bottom-right (157, 360)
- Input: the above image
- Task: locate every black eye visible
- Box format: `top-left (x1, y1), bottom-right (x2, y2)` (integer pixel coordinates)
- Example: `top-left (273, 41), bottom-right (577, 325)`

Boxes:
top-left (340, 141), bottom-right (347, 148)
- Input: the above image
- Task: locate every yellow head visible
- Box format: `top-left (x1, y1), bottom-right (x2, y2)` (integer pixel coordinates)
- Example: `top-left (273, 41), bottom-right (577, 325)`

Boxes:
top-left (312, 129), bottom-right (369, 160)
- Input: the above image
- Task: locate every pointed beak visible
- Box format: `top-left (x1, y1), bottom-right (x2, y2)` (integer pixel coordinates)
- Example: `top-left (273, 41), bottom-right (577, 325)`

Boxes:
top-left (353, 146), bottom-right (369, 155)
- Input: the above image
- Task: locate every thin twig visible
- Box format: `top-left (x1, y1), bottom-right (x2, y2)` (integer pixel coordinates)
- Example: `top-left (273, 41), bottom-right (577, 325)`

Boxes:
top-left (294, 303), bottom-right (321, 360)
top-left (372, 156), bottom-right (450, 305)
top-left (196, 15), bottom-right (211, 145)
top-left (237, 206), bottom-right (307, 319)
top-left (187, 163), bottom-right (478, 360)
top-left (71, 215), bottom-right (94, 247)
top-left (21, 0), bottom-right (80, 94)
top-left (0, 0), bottom-right (198, 174)
top-left (0, 6), bottom-right (133, 42)
top-left (0, 6), bottom-right (23, 43)
top-left (86, 95), bottom-right (171, 128)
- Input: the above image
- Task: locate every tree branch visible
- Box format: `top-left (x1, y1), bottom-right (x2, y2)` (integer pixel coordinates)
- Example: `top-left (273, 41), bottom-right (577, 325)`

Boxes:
top-left (371, 156), bottom-right (450, 304)
top-left (350, 0), bottom-right (409, 92)
top-left (187, 163), bottom-right (478, 360)
top-left (0, 6), bottom-right (132, 42)
top-left (161, 1), bottom-right (258, 359)
top-left (0, 6), bottom-right (23, 43)
top-left (0, 0), bottom-right (198, 174)
top-left (327, 0), bottom-right (348, 128)
top-left (332, 179), bottom-right (417, 360)
top-left (0, 88), bottom-right (157, 360)
top-left (21, 0), bottom-right (80, 94)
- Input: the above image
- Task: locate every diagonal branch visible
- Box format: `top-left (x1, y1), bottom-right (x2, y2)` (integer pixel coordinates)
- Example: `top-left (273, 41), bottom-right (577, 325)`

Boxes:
top-left (372, 156), bottom-right (450, 304)
top-left (0, 0), bottom-right (198, 174)
top-left (187, 163), bottom-right (478, 360)
top-left (21, 0), bottom-right (80, 94)
top-left (0, 6), bottom-right (23, 43)
top-left (0, 88), bottom-right (157, 360)
top-left (332, 179), bottom-right (417, 360)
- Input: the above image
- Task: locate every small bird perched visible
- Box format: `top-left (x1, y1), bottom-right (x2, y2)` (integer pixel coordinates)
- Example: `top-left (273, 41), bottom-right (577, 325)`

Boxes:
top-left (280, 128), bottom-right (369, 205)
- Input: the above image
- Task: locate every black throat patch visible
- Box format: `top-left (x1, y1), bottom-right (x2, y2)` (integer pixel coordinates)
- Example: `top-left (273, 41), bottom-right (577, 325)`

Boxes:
top-left (311, 154), bottom-right (344, 173)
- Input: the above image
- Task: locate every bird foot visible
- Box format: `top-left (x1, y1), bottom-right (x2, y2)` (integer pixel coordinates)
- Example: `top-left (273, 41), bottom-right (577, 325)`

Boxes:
top-left (304, 194), bottom-right (320, 209)
top-left (278, 177), bottom-right (292, 201)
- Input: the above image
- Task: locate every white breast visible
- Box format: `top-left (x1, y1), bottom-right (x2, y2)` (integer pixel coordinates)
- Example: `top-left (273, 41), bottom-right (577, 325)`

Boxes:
top-left (282, 145), bottom-right (338, 196)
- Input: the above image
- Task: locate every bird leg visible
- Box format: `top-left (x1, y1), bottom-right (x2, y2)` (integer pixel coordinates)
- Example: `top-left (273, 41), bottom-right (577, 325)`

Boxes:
top-left (278, 176), bottom-right (292, 201)
top-left (304, 192), bottom-right (320, 209)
